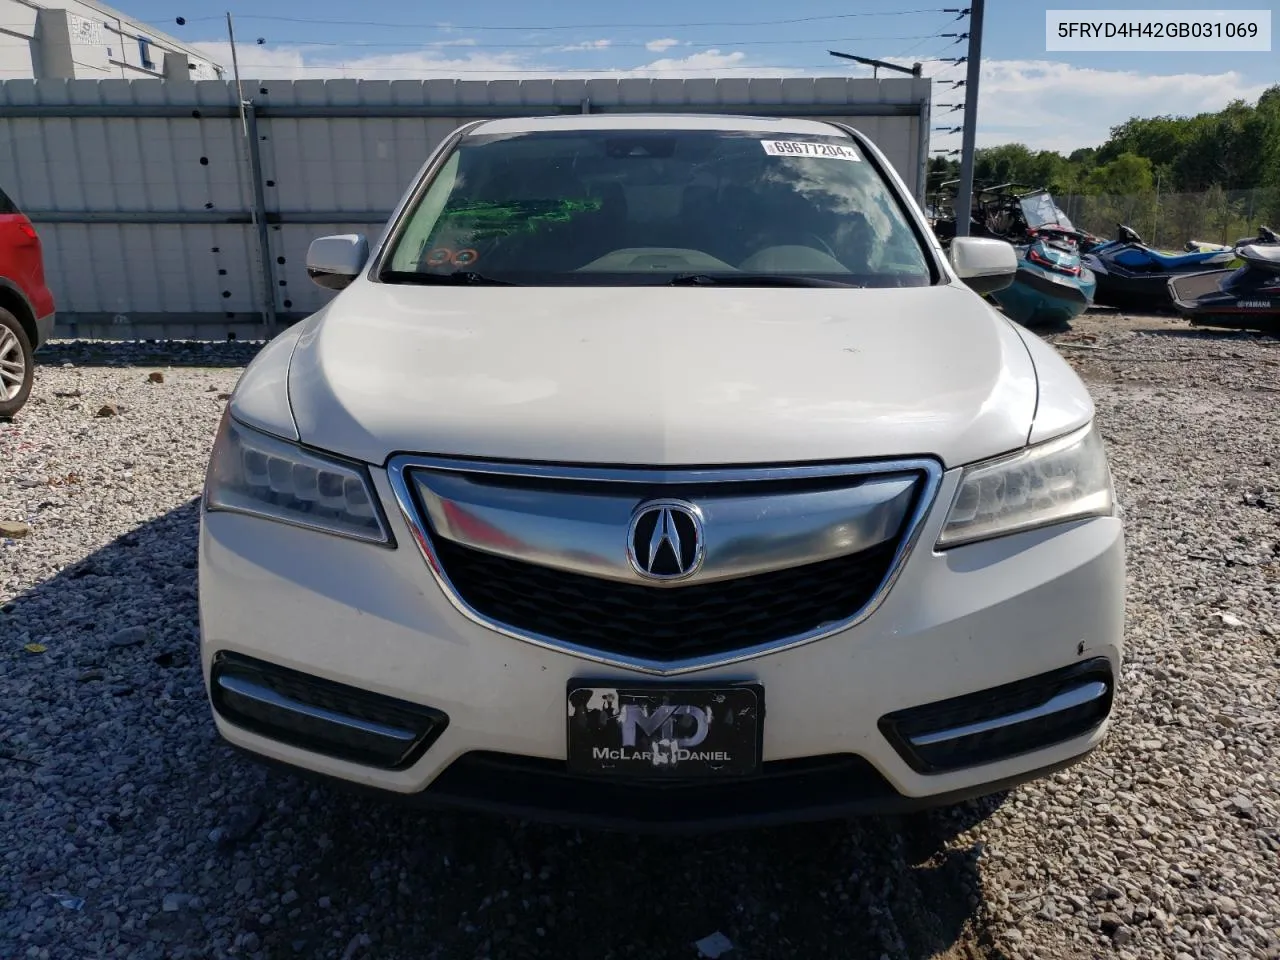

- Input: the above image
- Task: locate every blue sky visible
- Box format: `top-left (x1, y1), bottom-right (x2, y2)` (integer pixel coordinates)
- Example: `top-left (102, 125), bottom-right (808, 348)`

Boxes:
top-left (131, 0), bottom-right (1277, 152)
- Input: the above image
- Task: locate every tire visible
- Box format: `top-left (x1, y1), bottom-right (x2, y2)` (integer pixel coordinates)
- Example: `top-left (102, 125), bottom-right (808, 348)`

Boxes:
top-left (0, 308), bottom-right (34, 419)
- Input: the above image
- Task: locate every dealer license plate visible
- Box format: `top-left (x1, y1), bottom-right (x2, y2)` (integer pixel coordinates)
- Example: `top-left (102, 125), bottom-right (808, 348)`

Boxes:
top-left (566, 683), bottom-right (763, 778)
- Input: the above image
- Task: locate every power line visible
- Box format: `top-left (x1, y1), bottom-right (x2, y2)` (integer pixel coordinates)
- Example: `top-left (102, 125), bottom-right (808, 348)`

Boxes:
top-left (889, 9), bottom-right (970, 60)
top-left (934, 33), bottom-right (969, 51)
top-left (227, 61), bottom-right (956, 74)
top-left (929, 59), bottom-right (967, 76)
top-left (227, 34), bottom-right (942, 51)
top-left (893, 28), bottom-right (951, 59)
top-left (894, 36), bottom-right (938, 58)
top-left (174, 10), bottom-right (949, 31)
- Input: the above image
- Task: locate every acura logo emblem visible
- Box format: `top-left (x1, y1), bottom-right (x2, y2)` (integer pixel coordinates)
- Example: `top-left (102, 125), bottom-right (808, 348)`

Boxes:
top-left (627, 500), bottom-right (705, 581)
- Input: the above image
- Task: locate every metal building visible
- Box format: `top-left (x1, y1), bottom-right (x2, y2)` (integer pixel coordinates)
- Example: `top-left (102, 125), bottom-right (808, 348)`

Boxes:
top-left (0, 0), bottom-right (223, 81)
top-left (0, 75), bottom-right (931, 339)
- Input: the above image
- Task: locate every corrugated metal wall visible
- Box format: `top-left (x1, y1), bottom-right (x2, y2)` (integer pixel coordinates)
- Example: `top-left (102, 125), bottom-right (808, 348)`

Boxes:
top-left (0, 76), bottom-right (931, 339)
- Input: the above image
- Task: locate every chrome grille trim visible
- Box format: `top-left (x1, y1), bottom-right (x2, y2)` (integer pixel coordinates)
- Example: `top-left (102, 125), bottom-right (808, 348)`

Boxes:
top-left (409, 467), bottom-right (919, 587)
top-left (384, 454), bottom-right (945, 677)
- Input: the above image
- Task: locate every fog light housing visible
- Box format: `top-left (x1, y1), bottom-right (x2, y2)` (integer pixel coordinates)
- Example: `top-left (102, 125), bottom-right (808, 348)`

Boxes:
top-left (210, 653), bottom-right (448, 769)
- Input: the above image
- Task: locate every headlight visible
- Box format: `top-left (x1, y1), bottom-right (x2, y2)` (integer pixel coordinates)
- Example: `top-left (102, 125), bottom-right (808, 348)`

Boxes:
top-left (205, 412), bottom-right (391, 544)
top-left (937, 421), bottom-right (1114, 548)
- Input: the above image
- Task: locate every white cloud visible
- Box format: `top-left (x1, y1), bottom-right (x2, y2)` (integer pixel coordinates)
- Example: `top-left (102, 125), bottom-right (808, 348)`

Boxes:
top-left (596, 50), bottom-right (807, 78)
top-left (193, 42), bottom-right (791, 81)
top-left (633, 50), bottom-right (751, 73)
top-left (906, 58), bottom-right (1272, 152)
top-left (192, 41), bottom-right (533, 80)
top-left (968, 60), bottom-right (1270, 151)
top-left (193, 41), bottom-right (1271, 153)
top-left (548, 39), bottom-right (613, 53)
top-left (645, 38), bottom-right (680, 53)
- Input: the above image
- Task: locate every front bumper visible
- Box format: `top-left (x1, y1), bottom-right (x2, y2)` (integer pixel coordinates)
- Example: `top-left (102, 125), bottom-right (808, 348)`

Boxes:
top-left (198, 465), bottom-right (1126, 831)
top-left (225, 737), bottom-right (1102, 834)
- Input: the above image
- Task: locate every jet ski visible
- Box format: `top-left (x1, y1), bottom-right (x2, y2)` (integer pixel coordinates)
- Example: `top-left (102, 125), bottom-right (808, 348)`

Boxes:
top-left (1168, 242), bottom-right (1280, 333)
top-left (1183, 239), bottom-right (1233, 254)
top-left (1081, 224), bottom-right (1237, 312)
top-left (951, 184), bottom-right (1098, 326)
top-left (990, 232), bottom-right (1097, 327)
top-left (1185, 225), bottom-right (1278, 253)
top-left (1076, 229), bottom-right (1110, 255)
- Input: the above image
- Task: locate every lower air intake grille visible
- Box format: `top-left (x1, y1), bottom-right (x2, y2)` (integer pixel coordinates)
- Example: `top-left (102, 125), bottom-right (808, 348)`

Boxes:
top-left (879, 657), bottom-right (1114, 773)
top-left (430, 537), bottom-right (900, 661)
top-left (210, 653), bottom-right (448, 769)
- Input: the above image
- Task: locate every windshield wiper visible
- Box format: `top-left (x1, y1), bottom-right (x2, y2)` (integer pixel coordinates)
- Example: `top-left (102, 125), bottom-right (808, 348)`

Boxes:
top-left (380, 270), bottom-right (520, 286)
top-left (668, 273), bottom-right (862, 288)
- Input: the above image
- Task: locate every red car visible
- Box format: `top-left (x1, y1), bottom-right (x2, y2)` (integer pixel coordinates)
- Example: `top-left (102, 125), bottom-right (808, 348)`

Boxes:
top-left (1, 185), bottom-right (56, 417)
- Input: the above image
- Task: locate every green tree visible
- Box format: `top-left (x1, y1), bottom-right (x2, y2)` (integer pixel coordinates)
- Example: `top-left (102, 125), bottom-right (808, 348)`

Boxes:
top-left (1247, 86), bottom-right (1280, 191)
top-left (1085, 153), bottom-right (1155, 195)
top-left (1097, 116), bottom-right (1190, 170)
top-left (938, 87), bottom-right (1280, 239)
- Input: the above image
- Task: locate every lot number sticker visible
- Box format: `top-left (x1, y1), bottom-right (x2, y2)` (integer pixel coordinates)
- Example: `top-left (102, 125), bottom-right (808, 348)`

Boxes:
top-left (761, 140), bottom-right (861, 161)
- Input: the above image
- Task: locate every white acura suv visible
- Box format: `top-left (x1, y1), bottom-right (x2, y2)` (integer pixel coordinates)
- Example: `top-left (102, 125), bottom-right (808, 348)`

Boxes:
top-left (198, 114), bottom-right (1125, 831)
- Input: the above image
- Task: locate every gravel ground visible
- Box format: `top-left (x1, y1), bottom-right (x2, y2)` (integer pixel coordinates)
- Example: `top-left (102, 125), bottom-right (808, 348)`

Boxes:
top-left (1, 318), bottom-right (1278, 960)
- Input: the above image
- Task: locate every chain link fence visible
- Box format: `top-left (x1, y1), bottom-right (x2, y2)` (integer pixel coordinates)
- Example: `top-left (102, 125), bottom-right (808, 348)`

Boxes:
top-left (1057, 188), bottom-right (1280, 250)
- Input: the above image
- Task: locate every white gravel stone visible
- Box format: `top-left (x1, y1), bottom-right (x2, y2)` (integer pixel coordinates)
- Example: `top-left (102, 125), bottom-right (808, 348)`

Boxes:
top-left (960, 316), bottom-right (1280, 959)
top-left (1, 322), bottom-right (1278, 959)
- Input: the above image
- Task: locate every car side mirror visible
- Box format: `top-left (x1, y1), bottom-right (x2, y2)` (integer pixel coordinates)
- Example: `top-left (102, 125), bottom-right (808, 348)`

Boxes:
top-left (306, 234), bottom-right (369, 291)
top-left (949, 236), bottom-right (1018, 296)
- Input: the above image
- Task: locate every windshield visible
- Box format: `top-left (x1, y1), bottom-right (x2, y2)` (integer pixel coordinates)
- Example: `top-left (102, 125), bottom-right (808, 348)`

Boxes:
top-left (381, 128), bottom-right (934, 286)
top-left (1019, 191), bottom-right (1076, 231)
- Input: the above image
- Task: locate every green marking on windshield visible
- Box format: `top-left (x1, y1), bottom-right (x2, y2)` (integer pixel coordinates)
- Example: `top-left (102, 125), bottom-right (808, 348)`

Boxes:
top-left (433, 198), bottom-right (604, 239)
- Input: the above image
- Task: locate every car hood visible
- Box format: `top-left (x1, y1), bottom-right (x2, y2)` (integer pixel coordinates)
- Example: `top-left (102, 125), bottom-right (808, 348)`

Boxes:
top-left (286, 282), bottom-right (1040, 468)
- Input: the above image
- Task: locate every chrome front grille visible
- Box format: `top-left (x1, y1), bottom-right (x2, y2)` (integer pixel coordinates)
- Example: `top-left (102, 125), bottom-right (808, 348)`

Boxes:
top-left (386, 455), bottom-right (943, 674)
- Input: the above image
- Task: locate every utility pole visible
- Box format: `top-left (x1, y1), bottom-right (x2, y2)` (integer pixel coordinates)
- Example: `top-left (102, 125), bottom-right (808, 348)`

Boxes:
top-left (226, 11), bottom-right (276, 327)
top-left (952, 0), bottom-right (984, 237)
top-left (226, 12), bottom-right (247, 133)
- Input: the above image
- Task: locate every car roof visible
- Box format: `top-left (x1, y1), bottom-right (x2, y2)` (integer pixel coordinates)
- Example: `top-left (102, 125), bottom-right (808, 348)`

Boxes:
top-left (464, 113), bottom-right (851, 138)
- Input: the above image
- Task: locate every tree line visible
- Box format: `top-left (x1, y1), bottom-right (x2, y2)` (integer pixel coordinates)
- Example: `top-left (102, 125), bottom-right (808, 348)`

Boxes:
top-left (927, 85), bottom-right (1280, 243)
